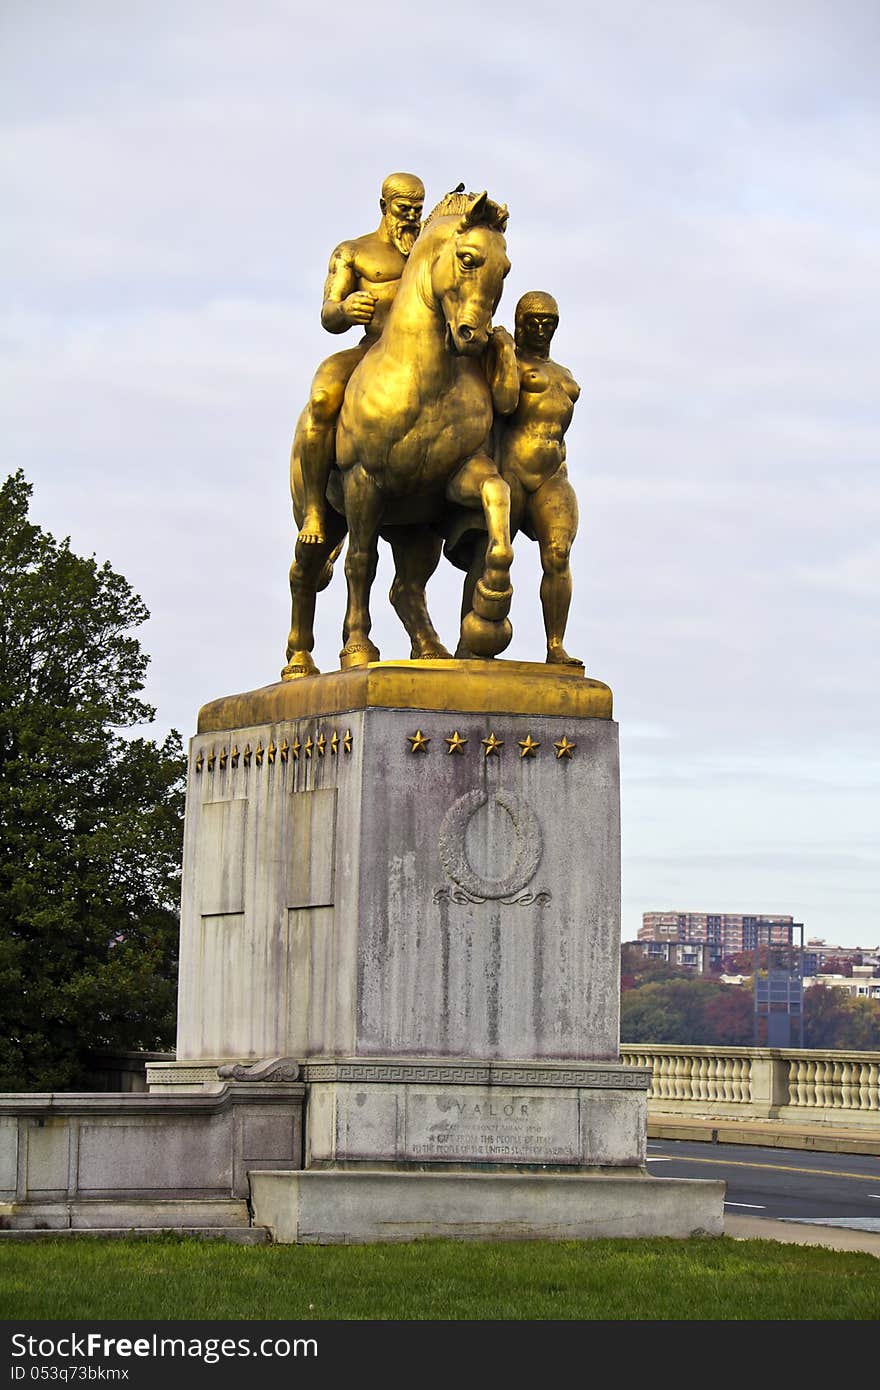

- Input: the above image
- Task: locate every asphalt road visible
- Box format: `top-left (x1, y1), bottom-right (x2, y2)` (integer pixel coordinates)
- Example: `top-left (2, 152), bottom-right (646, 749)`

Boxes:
top-left (647, 1139), bottom-right (880, 1227)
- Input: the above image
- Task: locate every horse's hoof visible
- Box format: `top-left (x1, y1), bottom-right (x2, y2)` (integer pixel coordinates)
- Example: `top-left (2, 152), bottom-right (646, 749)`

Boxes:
top-left (411, 641), bottom-right (453, 661)
top-left (281, 651), bottom-right (320, 681)
top-left (459, 610), bottom-right (512, 659)
top-left (340, 639), bottom-right (380, 669)
top-left (473, 577), bottom-right (513, 622)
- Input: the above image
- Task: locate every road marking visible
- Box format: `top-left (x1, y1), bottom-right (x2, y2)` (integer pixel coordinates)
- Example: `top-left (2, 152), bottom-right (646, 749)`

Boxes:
top-left (869, 1194), bottom-right (880, 1199)
top-left (646, 1156), bottom-right (672, 1162)
top-left (724, 1202), bottom-right (766, 1210)
top-left (780, 1217), bottom-right (880, 1232)
top-left (653, 1153), bottom-right (880, 1182)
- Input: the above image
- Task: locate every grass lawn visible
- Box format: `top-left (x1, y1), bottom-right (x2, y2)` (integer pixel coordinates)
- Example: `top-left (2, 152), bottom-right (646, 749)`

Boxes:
top-left (1, 1235), bottom-right (878, 1320)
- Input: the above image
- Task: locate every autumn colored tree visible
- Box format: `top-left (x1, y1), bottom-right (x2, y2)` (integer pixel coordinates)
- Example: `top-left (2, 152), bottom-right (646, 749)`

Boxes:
top-left (803, 985), bottom-right (880, 1050)
top-left (702, 987), bottom-right (753, 1045)
top-left (619, 976), bottom-right (781, 1048)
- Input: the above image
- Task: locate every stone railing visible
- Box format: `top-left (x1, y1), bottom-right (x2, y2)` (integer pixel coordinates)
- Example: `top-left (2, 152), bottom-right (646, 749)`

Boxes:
top-left (620, 1044), bottom-right (880, 1127)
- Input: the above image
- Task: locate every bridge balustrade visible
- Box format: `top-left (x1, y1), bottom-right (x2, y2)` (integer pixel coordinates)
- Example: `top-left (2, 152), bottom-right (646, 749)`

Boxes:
top-left (619, 1045), bottom-right (880, 1126)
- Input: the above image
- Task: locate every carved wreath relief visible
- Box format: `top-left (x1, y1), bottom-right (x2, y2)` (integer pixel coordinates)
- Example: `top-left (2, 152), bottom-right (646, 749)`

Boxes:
top-left (435, 787), bottom-right (549, 906)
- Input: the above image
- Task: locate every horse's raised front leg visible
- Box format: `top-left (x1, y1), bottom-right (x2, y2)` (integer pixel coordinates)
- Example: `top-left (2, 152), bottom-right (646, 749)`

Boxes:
top-left (447, 453), bottom-right (514, 659)
top-left (281, 527), bottom-right (346, 680)
top-left (340, 464), bottom-right (384, 669)
top-left (388, 527), bottom-right (451, 660)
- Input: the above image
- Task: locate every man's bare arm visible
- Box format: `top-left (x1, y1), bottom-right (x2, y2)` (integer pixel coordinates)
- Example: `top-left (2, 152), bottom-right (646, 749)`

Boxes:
top-left (320, 243), bottom-right (376, 334)
top-left (484, 326), bottom-right (519, 416)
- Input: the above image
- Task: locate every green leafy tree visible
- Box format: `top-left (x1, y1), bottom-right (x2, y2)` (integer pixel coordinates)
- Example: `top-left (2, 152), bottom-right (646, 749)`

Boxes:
top-left (0, 471), bottom-right (185, 1089)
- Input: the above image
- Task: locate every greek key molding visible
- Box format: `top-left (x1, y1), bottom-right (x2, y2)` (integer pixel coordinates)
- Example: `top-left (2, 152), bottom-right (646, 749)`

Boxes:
top-left (302, 1061), bottom-right (650, 1090)
top-left (145, 1066), bottom-right (219, 1085)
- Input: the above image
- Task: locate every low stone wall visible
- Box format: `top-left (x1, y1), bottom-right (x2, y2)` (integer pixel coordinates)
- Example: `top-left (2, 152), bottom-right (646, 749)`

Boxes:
top-left (0, 1078), bottom-right (304, 1229)
top-left (620, 1044), bottom-right (880, 1126)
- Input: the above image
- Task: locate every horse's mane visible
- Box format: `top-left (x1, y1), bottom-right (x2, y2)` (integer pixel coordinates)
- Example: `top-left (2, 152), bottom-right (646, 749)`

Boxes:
top-left (422, 184), bottom-right (509, 233)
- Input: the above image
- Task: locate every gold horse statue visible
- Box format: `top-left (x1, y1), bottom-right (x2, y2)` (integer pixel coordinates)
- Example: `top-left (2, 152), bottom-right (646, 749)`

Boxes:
top-left (282, 190), bottom-right (517, 678)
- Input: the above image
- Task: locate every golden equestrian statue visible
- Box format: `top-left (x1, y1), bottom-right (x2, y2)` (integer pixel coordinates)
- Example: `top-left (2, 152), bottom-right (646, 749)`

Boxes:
top-left (282, 186), bottom-right (519, 678)
top-left (281, 181), bottom-right (584, 678)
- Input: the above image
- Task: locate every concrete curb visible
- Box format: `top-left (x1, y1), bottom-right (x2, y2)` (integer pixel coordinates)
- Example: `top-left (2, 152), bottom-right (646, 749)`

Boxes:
top-left (724, 1213), bottom-right (880, 1258)
top-left (648, 1115), bottom-right (880, 1156)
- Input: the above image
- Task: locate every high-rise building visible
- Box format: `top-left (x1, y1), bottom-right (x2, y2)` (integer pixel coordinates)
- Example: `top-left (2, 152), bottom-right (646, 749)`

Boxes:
top-left (640, 911), bottom-right (799, 960)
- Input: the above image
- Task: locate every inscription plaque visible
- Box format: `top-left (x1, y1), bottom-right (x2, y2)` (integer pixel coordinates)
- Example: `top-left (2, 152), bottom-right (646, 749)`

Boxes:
top-left (404, 1090), bottom-right (580, 1164)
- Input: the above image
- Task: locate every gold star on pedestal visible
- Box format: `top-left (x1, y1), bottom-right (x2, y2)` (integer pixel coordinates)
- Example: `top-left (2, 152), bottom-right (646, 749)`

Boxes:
top-left (242, 744), bottom-right (252, 766)
top-left (291, 739), bottom-right (301, 761)
top-left (316, 733), bottom-right (326, 757)
top-left (279, 740), bottom-right (289, 763)
top-left (343, 729), bottom-right (353, 753)
top-left (482, 732), bottom-right (504, 757)
top-left (517, 734), bottom-right (541, 759)
top-left (230, 746), bottom-right (240, 768)
top-left (304, 736), bottom-right (314, 758)
top-left (445, 730), bottom-right (468, 755)
top-left (407, 729), bottom-right (431, 753)
top-left (194, 750), bottom-right (204, 774)
top-left (255, 742), bottom-right (264, 766)
top-left (219, 747), bottom-right (228, 769)
top-left (554, 736), bottom-right (576, 760)
top-left (267, 742), bottom-right (276, 764)
top-left (206, 748), bottom-right (216, 771)
top-left (330, 731), bottom-right (339, 755)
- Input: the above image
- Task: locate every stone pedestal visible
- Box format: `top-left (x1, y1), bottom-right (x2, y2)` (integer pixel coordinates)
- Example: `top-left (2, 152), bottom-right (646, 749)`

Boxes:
top-left (176, 661), bottom-right (619, 1067)
top-left (164, 660), bottom-right (725, 1241)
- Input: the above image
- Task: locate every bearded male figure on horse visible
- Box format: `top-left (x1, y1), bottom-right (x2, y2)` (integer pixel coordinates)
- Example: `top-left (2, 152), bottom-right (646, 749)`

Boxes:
top-left (283, 187), bottom-right (518, 679)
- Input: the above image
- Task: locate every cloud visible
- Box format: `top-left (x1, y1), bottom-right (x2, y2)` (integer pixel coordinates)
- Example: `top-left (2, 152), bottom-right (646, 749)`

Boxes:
top-left (1, 0), bottom-right (878, 944)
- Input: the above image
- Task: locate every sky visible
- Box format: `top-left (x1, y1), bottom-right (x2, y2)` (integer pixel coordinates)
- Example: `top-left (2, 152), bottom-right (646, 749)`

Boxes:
top-left (2, 0), bottom-right (878, 947)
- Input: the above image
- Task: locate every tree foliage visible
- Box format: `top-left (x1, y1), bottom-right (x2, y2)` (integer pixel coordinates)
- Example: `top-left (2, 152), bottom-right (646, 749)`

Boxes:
top-left (620, 942), bottom-right (698, 990)
top-left (803, 984), bottom-right (880, 1050)
top-left (0, 471), bottom-right (185, 1089)
top-left (620, 976), bottom-right (754, 1046)
top-left (619, 950), bottom-right (880, 1050)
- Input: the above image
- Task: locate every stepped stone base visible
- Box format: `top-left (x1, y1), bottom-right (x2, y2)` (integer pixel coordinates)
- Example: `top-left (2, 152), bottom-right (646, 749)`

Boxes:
top-left (249, 1169), bottom-right (725, 1245)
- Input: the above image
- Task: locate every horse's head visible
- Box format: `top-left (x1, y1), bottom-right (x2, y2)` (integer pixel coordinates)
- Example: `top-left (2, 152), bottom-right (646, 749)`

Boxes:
top-left (430, 192), bottom-right (511, 357)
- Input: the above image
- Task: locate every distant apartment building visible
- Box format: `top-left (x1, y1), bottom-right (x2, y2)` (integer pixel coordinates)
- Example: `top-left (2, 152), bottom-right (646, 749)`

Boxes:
top-left (639, 911), bottom-right (800, 969)
top-left (804, 966), bottom-right (880, 1000)
top-left (802, 940), bottom-right (873, 975)
top-left (636, 939), bottom-right (715, 973)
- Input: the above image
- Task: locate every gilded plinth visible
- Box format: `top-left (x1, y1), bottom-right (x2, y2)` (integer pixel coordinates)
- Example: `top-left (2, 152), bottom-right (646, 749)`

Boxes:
top-left (198, 659), bottom-right (612, 734)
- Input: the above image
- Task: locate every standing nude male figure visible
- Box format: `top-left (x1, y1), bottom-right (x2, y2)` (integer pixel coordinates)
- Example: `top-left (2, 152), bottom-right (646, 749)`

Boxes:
top-left (296, 172), bottom-right (425, 547)
top-left (500, 291), bottom-right (583, 666)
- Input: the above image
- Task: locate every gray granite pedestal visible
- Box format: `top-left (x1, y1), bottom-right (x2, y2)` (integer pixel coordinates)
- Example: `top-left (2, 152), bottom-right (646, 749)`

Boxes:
top-left (162, 661), bottom-right (725, 1241)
